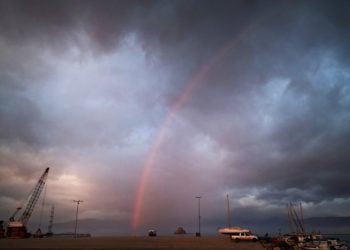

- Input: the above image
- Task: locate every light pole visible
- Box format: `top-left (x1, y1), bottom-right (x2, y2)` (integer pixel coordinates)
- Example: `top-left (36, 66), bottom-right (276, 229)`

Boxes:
top-left (73, 200), bottom-right (83, 238)
top-left (195, 196), bottom-right (201, 237)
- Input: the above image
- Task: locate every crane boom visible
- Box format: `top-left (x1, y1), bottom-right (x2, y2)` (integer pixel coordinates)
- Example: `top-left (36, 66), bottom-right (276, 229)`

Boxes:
top-left (19, 168), bottom-right (49, 225)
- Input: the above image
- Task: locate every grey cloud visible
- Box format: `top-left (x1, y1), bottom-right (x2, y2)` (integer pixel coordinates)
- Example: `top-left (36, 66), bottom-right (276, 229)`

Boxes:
top-left (1, 0), bottom-right (350, 235)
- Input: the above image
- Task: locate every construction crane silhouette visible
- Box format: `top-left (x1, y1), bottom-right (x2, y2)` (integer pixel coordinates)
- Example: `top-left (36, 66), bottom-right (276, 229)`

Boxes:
top-left (6, 168), bottom-right (49, 238)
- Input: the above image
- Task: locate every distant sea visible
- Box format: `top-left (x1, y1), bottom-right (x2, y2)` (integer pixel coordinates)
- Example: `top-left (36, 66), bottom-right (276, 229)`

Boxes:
top-left (323, 234), bottom-right (350, 245)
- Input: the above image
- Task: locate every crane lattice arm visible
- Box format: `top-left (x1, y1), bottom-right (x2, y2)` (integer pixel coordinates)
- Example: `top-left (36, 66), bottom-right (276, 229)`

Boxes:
top-left (19, 168), bottom-right (49, 225)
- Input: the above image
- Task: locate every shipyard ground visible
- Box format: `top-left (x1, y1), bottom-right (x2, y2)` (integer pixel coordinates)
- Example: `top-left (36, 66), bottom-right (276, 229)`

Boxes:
top-left (0, 236), bottom-right (266, 250)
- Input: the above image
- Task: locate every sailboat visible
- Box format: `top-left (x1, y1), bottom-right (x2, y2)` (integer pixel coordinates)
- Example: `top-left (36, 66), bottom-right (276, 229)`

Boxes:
top-left (218, 194), bottom-right (237, 234)
top-left (284, 202), bottom-right (348, 250)
top-left (217, 194), bottom-right (257, 238)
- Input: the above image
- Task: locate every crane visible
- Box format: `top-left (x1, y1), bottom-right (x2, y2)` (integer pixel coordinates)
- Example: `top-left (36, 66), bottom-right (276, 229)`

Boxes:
top-left (6, 168), bottom-right (49, 238)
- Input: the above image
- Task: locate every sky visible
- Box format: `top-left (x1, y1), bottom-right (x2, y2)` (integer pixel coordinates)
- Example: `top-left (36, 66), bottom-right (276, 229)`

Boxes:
top-left (0, 0), bottom-right (350, 236)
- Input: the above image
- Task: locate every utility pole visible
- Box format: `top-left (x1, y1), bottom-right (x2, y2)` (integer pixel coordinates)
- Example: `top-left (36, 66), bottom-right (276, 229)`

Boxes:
top-left (73, 200), bottom-right (83, 238)
top-left (195, 196), bottom-right (201, 237)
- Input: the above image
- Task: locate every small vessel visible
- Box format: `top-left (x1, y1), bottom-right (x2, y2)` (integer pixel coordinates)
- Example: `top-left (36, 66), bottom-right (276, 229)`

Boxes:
top-left (299, 238), bottom-right (348, 250)
top-left (284, 203), bottom-right (348, 250)
top-left (217, 194), bottom-right (258, 241)
top-left (218, 194), bottom-right (234, 234)
top-left (218, 226), bottom-right (246, 235)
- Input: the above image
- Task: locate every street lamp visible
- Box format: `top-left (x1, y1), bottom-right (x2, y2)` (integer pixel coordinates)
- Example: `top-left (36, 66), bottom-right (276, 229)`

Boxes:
top-left (195, 196), bottom-right (201, 237)
top-left (73, 200), bottom-right (83, 238)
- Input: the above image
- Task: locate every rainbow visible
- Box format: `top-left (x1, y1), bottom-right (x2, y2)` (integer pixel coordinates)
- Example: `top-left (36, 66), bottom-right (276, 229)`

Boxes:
top-left (131, 31), bottom-right (247, 231)
top-left (131, 2), bottom-right (285, 230)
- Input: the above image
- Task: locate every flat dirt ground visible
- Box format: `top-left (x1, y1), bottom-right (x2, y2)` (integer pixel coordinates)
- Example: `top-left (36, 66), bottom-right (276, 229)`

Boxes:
top-left (0, 236), bottom-right (266, 250)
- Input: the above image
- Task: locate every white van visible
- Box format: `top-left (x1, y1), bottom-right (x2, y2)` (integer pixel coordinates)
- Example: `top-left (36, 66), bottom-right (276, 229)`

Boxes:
top-left (229, 229), bottom-right (259, 242)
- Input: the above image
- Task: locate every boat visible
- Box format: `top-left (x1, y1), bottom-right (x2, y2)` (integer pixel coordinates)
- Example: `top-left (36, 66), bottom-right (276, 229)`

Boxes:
top-left (218, 194), bottom-right (234, 235)
top-left (217, 194), bottom-right (258, 241)
top-left (284, 203), bottom-right (348, 250)
top-left (218, 226), bottom-right (248, 235)
top-left (299, 238), bottom-right (348, 250)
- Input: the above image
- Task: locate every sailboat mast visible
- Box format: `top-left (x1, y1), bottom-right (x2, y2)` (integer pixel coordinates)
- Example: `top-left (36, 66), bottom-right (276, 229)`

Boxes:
top-left (288, 203), bottom-right (296, 234)
top-left (299, 202), bottom-right (306, 234)
top-left (226, 194), bottom-right (232, 228)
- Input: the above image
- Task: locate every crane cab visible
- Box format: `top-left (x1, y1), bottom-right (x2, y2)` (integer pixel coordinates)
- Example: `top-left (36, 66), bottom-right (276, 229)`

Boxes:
top-left (6, 221), bottom-right (27, 238)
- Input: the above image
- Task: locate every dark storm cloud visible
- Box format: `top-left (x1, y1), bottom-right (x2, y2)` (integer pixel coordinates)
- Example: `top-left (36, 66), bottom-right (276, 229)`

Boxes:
top-left (135, 1), bottom-right (350, 231)
top-left (1, 0), bottom-right (350, 234)
top-left (1, 0), bottom-right (349, 59)
top-left (0, 0), bottom-right (80, 50)
top-left (0, 0), bottom-right (154, 55)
